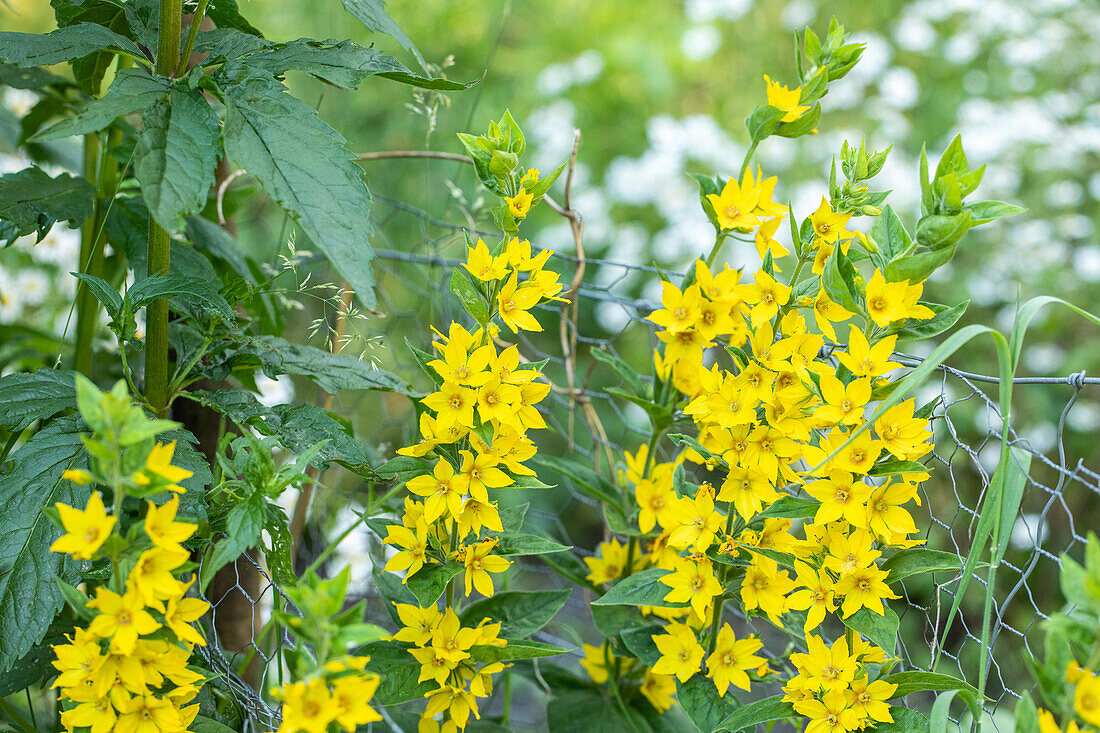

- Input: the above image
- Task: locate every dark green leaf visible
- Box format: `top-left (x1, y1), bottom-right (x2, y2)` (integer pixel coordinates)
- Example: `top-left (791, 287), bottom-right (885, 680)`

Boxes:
top-left (822, 246), bottom-right (859, 313)
top-left (881, 549), bottom-right (962, 582)
top-left (191, 389), bottom-right (373, 470)
top-left (757, 495), bottom-right (818, 519)
top-left (0, 369), bottom-right (76, 432)
top-left (450, 269), bottom-right (489, 326)
top-left (915, 211), bottom-right (971, 250)
top-left (362, 641), bottom-right (433, 705)
top-left (0, 63), bottom-right (69, 90)
top-left (531, 454), bottom-right (619, 506)
top-left (460, 589), bottom-right (569, 638)
top-left (620, 624), bottom-right (663, 666)
top-left (129, 273), bottom-right (236, 326)
top-left (0, 168), bottom-right (93, 244)
top-left (547, 690), bottom-right (656, 733)
top-left (201, 491), bottom-right (265, 589)
top-left (892, 301), bottom-right (970, 342)
top-left (217, 64), bottom-right (377, 308)
top-left (0, 23), bottom-right (144, 67)
top-left (134, 87), bottom-right (221, 233)
top-left (881, 671), bottom-right (979, 699)
top-left (869, 460), bottom-right (929, 477)
top-left (405, 561), bottom-right (462, 606)
top-left (715, 694), bottom-right (794, 731)
top-left (32, 68), bottom-right (170, 142)
top-left (0, 416), bottom-right (87, 671)
top-left (191, 716), bottom-right (240, 733)
top-left (242, 335), bottom-right (413, 395)
top-left (592, 605), bottom-right (647, 638)
top-left (0, 625), bottom-right (72, 696)
top-left (204, 0), bottom-right (264, 36)
top-left (492, 532), bottom-right (571, 556)
top-left (745, 105), bottom-right (786, 142)
top-left (184, 216), bottom-right (254, 282)
top-left (677, 674), bottom-right (740, 733)
top-left (591, 347), bottom-right (647, 399)
top-left (72, 273), bottom-right (122, 318)
top-left (842, 605), bottom-right (899, 654)
top-left (372, 567), bottom-right (415, 625)
top-left (469, 638), bottom-right (571, 663)
top-left (870, 707), bottom-right (930, 733)
top-left (592, 568), bottom-right (685, 608)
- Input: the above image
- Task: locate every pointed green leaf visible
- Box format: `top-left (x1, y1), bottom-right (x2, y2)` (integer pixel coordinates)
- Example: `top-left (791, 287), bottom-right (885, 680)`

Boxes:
top-left (843, 605), bottom-right (899, 654)
top-left (592, 568), bottom-right (686, 608)
top-left (0, 23), bottom-right (143, 67)
top-left (33, 68), bottom-right (171, 142)
top-left (460, 589), bottom-right (569, 638)
top-left (715, 694), bottom-right (794, 731)
top-left (0, 369), bottom-right (77, 432)
top-left (0, 168), bottom-right (93, 244)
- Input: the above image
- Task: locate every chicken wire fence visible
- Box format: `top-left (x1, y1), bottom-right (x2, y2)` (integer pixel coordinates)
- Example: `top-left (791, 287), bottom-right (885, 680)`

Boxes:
top-left (195, 194), bottom-right (1100, 731)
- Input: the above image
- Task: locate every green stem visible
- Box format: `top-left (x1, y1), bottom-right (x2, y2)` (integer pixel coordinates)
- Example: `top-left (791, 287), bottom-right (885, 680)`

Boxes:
top-left (146, 0), bottom-right (183, 417)
top-left (0, 696), bottom-right (37, 733)
top-left (704, 230), bottom-right (728, 269)
top-left (73, 133), bottom-right (100, 376)
top-left (176, 0), bottom-right (211, 77)
top-left (738, 140), bottom-right (759, 182)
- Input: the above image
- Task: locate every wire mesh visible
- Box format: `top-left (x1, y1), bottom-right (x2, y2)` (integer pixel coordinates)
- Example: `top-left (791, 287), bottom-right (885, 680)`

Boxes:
top-left (201, 195), bottom-right (1100, 731)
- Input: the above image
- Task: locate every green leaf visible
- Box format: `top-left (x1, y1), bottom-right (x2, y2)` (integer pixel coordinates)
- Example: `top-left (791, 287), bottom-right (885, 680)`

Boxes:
top-left (531, 454), bottom-right (619, 506)
top-left (130, 273), bottom-right (236, 326)
top-left (881, 549), bottom-right (962, 582)
top-left (0, 23), bottom-right (144, 67)
top-left (757, 495), bottom-right (818, 519)
top-left (0, 369), bottom-right (76, 432)
top-left (607, 387), bottom-right (673, 432)
top-left (591, 605), bottom-right (647, 638)
top-left (191, 389), bottom-right (373, 470)
top-left (241, 335), bottom-right (413, 395)
top-left (0, 415), bottom-right (87, 671)
top-left (892, 301), bottom-right (970, 342)
top-left (191, 716), bottom-right (239, 733)
top-left (843, 605), bottom-right (899, 654)
top-left (201, 491), bottom-right (266, 590)
top-left (492, 532), bottom-right (571, 556)
top-left (372, 567), bottom-right (415, 624)
top-left (469, 638), bottom-right (571, 663)
top-left (72, 273), bottom-right (122, 319)
top-left (965, 200), bottom-right (1025, 226)
top-left (134, 87), bottom-right (221, 233)
top-left (916, 211), bottom-right (972, 250)
top-left (405, 561), bottom-right (462, 606)
top-left (362, 641), bottom-right (434, 705)
top-left (822, 246), bottom-right (860, 313)
top-left (217, 64), bottom-right (377, 308)
top-left (547, 689), bottom-right (656, 733)
top-left (882, 671), bottom-right (980, 700)
top-left (339, 0), bottom-right (425, 68)
top-left (205, 0), bottom-right (264, 36)
top-left (677, 674), bottom-right (740, 733)
top-left (592, 347), bottom-right (647, 398)
top-left (592, 568), bottom-right (686, 608)
top-left (33, 68), bottom-right (170, 142)
top-left (885, 245), bottom-right (956, 284)
top-left (620, 624), bottom-right (663, 665)
top-left (374, 455), bottom-right (432, 486)
top-left (460, 589), bottom-right (569, 638)
top-left (243, 38), bottom-right (470, 90)
top-left (868, 460), bottom-right (928, 477)
top-left (745, 105), bottom-right (786, 142)
top-left (450, 269), bottom-right (490, 326)
top-left (1014, 695), bottom-right (1041, 733)
top-left (715, 694), bottom-right (794, 731)
top-left (0, 625), bottom-right (72, 696)
top-left (0, 168), bottom-right (93, 244)
top-left (872, 205), bottom-right (912, 263)
top-left (872, 708), bottom-right (931, 733)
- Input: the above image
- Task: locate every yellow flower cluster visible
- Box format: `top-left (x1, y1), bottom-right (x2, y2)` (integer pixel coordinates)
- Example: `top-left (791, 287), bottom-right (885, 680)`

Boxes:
top-left (383, 238), bottom-right (563, 731)
top-left (49, 444), bottom-right (210, 733)
top-left (270, 656), bottom-right (382, 733)
top-left (1040, 663), bottom-right (1100, 732)
top-left (587, 185), bottom-right (940, 725)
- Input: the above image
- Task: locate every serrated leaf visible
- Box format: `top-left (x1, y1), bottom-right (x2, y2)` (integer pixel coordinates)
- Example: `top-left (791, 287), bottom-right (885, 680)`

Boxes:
top-left (217, 64), bottom-right (377, 308)
top-left (843, 605), bottom-right (899, 654)
top-left (191, 389), bottom-right (373, 470)
top-left (200, 491), bottom-right (266, 590)
top-left (0, 369), bottom-right (76, 432)
top-left (0, 23), bottom-right (144, 68)
top-left (241, 335), bottom-right (413, 395)
top-left (715, 694), bottom-right (794, 731)
top-left (134, 87), bottom-right (221, 233)
top-left (0, 168), bottom-right (93, 244)
top-left (0, 415), bottom-right (87, 671)
top-left (339, 0), bottom-right (424, 68)
top-left (592, 568), bottom-right (685, 608)
top-left (362, 641), bottom-right (434, 705)
top-left (129, 273), bottom-right (236, 326)
top-left (33, 68), bottom-right (171, 142)
top-left (460, 589), bottom-right (569, 638)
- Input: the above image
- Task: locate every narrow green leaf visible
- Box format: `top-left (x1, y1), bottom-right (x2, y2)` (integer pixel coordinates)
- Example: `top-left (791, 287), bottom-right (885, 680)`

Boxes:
top-left (965, 200), bottom-right (1026, 226)
top-left (881, 548), bottom-right (962, 582)
top-left (715, 694), bottom-right (794, 731)
top-left (872, 205), bottom-right (912, 263)
top-left (450, 269), bottom-right (490, 325)
top-left (72, 273), bottom-right (122, 318)
top-left (339, 0), bottom-right (425, 67)
top-left (531, 454), bottom-right (619, 506)
top-left (882, 671), bottom-right (980, 700)
top-left (492, 532), bottom-right (571, 556)
top-left (757, 495), bottom-right (818, 519)
top-left (869, 460), bottom-right (929, 477)
top-left (469, 639), bottom-right (571, 663)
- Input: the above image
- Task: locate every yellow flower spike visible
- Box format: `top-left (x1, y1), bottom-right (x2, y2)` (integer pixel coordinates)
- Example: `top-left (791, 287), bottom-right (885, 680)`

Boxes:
top-left (50, 491), bottom-right (116, 560)
top-left (705, 625), bottom-right (766, 695)
top-left (463, 238), bottom-right (509, 282)
top-left (460, 538), bottom-right (511, 597)
top-left (496, 275), bottom-right (543, 333)
top-left (584, 539), bottom-right (630, 586)
top-left (520, 167), bottom-right (540, 188)
top-left (763, 74), bottom-right (810, 123)
top-left (650, 622), bottom-right (705, 682)
top-left (809, 197), bottom-right (856, 245)
top-left (86, 587), bottom-right (160, 655)
top-left (505, 187), bottom-right (533, 219)
top-left (406, 460), bottom-right (464, 523)
top-left (136, 441), bottom-right (193, 492)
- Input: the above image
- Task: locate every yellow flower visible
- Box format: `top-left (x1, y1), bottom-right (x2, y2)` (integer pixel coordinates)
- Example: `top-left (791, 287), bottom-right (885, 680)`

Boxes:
top-left (793, 688), bottom-right (860, 733)
top-left (62, 468), bottom-right (93, 484)
top-left (331, 673), bottom-right (382, 729)
top-left (383, 520), bottom-right (430, 579)
top-left (1075, 670), bottom-right (1100, 726)
top-left (394, 603), bottom-right (441, 646)
top-left (640, 669), bottom-right (677, 713)
top-left (786, 561), bottom-right (838, 632)
top-left (163, 582), bottom-right (209, 647)
top-left (422, 381), bottom-right (478, 431)
top-left (407, 460), bottom-right (464, 523)
top-left (650, 622), bottom-right (705, 682)
top-left (496, 275), bottom-right (543, 333)
top-left (707, 169), bottom-right (762, 232)
top-left (743, 270), bottom-right (791, 327)
top-left (50, 491), bottom-right (116, 560)
top-left (505, 187), bottom-right (533, 218)
top-left (815, 374), bottom-right (872, 427)
top-left (584, 539), bottom-right (629, 585)
top-left (809, 197), bottom-right (856, 244)
top-left (835, 562), bottom-right (898, 618)
top-left (429, 608), bottom-right (480, 664)
top-left (809, 288), bottom-right (855, 343)
top-left (836, 327), bottom-right (902, 377)
top-left (764, 74), bottom-right (810, 122)
top-left (276, 678), bottom-right (334, 733)
top-left (580, 642), bottom-right (615, 684)
top-left (845, 676), bottom-right (897, 725)
top-left (705, 624), bottom-right (765, 695)
top-left (457, 538), bottom-right (511, 597)
top-left (520, 167), bottom-right (540, 188)
top-left (718, 466), bottom-right (779, 521)
top-left (660, 557), bottom-right (722, 617)
top-left (133, 441), bottom-right (193, 493)
top-left (636, 478), bottom-right (676, 533)
top-left (741, 555), bottom-right (795, 624)
top-left (648, 282), bottom-right (703, 333)
top-left (755, 216), bottom-right (789, 261)
top-left (87, 587), bottom-right (160, 655)
top-left (50, 627), bottom-right (105, 688)
top-left (143, 495), bottom-right (196, 549)
top-left (805, 471), bottom-right (873, 527)
top-left (114, 693), bottom-right (182, 733)
top-left (463, 238), bottom-right (509, 282)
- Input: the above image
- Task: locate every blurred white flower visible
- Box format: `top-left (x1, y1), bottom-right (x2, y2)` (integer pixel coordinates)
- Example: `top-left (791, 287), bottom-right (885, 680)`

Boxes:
top-left (943, 32), bottom-right (980, 65)
top-left (1010, 512), bottom-right (1050, 550)
top-left (256, 374), bottom-right (295, 407)
top-left (15, 269), bottom-right (49, 306)
top-left (893, 15), bottom-right (938, 53)
top-left (685, 0), bottom-right (752, 23)
top-left (2, 89), bottom-right (37, 117)
top-left (681, 25), bottom-right (722, 61)
top-left (0, 271), bottom-right (24, 322)
top-left (780, 0), bottom-right (815, 30)
top-left (26, 225), bottom-right (80, 267)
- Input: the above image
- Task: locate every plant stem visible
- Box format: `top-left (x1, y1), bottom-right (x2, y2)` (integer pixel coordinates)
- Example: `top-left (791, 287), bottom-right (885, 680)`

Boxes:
top-left (146, 0), bottom-right (183, 417)
top-left (176, 0), bottom-right (211, 77)
top-left (738, 140), bottom-right (759, 182)
top-left (0, 696), bottom-right (37, 733)
top-left (73, 132), bottom-right (100, 376)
